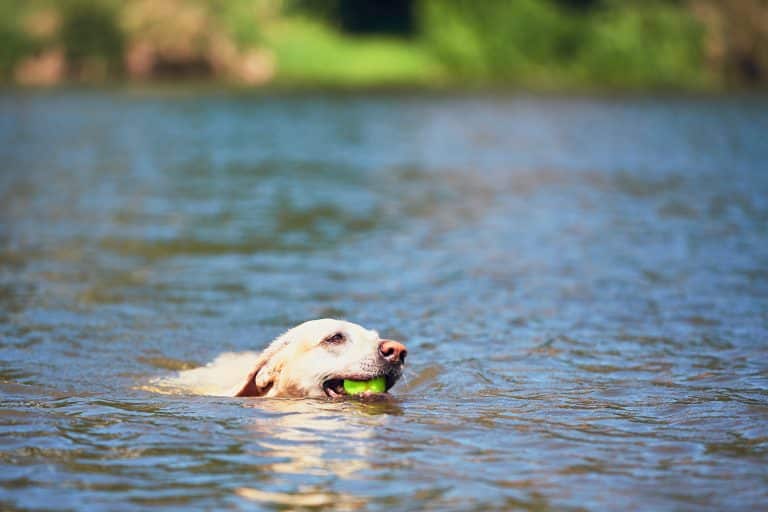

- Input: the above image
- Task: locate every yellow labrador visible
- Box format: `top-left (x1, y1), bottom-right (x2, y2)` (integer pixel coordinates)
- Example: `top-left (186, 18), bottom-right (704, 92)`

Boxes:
top-left (233, 319), bottom-right (407, 398)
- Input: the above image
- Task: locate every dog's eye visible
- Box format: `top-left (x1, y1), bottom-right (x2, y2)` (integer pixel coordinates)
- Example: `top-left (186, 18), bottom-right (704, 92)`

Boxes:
top-left (324, 332), bottom-right (346, 344)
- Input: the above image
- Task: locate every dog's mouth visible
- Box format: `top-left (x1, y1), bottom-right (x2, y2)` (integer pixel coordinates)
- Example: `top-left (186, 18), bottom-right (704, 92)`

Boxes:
top-left (322, 373), bottom-right (398, 398)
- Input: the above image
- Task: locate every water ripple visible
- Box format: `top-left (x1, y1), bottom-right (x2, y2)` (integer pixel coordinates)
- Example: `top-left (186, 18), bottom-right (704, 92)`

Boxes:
top-left (1, 91), bottom-right (767, 511)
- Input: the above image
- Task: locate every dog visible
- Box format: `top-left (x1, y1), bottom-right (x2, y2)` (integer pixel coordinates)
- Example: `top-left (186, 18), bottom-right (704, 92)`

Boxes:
top-left (148, 319), bottom-right (407, 398)
top-left (230, 318), bottom-right (407, 398)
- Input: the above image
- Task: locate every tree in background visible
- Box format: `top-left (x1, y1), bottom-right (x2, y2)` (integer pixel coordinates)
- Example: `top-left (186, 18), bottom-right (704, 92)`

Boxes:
top-left (59, 0), bottom-right (122, 80)
top-left (693, 0), bottom-right (768, 86)
top-left (419, 0), bottom-right (707, 88)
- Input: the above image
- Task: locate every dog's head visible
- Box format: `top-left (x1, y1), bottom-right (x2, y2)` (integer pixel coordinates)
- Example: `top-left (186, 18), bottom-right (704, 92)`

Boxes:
top-left (234, 319), bottom-right (407, 398)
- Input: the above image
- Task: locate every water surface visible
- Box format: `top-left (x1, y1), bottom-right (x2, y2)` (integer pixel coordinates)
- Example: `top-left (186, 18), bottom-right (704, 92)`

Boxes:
top-left (1, 90), bottom-right (767, 511)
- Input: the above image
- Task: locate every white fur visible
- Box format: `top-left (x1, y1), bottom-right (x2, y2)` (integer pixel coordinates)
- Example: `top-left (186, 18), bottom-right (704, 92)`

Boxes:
top-left (150, 351), bottom-right (262, 396)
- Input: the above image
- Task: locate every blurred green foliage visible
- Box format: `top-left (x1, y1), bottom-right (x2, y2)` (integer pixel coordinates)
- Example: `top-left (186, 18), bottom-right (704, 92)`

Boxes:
top-left (421, 0), bottom-right (581, 85)
top-left (0, 0), bottom-right (762, 90)
top-left (0, 3), bottom-right (36, 78)
top-left (420, 0), bottom-right (707, 88)
top-left (59, 0), bottom-right (122, 74)
top-left (580, 2), bottom-right (705, 88)
top-left (265, 17), bottom-right (438, 87)
top-left (217, 0), bottom-right (265, 49)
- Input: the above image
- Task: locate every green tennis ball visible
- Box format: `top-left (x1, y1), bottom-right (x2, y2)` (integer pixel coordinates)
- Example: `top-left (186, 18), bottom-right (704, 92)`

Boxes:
top-left (343, 376), bottom-right (386, 395)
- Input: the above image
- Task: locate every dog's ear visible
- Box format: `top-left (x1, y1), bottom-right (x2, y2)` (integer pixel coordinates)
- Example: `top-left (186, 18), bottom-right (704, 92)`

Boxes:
top-left (234, 357), bottom-right (278, 397)
top-left (234, 331), bottom-right (294, 397)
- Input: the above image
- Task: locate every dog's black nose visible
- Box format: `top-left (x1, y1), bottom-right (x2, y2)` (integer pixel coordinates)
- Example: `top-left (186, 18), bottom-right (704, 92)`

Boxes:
top-left (379, 340), bottom-right (407, 364)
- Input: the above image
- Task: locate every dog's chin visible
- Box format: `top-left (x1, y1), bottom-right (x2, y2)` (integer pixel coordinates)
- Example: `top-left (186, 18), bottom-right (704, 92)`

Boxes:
top-left (321, 373), bottom-right (399, 399)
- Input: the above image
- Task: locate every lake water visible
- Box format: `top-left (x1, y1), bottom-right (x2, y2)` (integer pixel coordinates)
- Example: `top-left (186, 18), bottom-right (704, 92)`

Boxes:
top-left (1, 90), bottom-right (767, 511)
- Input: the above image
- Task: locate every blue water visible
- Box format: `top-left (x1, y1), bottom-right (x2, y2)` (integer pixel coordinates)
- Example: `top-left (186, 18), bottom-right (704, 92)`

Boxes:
top-left (1, 90), bottom-right (767, 511)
